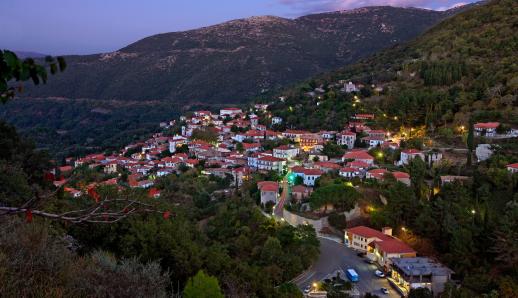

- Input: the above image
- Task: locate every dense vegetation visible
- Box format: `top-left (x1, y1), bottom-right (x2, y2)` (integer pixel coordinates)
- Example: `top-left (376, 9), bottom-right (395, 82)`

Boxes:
top-left (366, 151), bottom-right (518, 296)
top-left (267, 0), bottom-right (517, 132)
top-left (0, 98), bottom-right (181, 159)
top-left (262, 1), bottom-right (518, 295)
top-left (0, 121), bottom-right (319, 297)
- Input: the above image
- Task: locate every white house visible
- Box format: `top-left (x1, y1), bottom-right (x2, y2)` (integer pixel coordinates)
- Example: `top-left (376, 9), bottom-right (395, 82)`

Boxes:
top-left (257, 156), bottom-right (286, 174)
top-left (338, 131), bottom-right (356, 149)
top-left (344, 82), bottom-right (359, 93)
top-left (273, 145), bottom-right (299, 160)
top-left (398, 149), bottom-right (425, 166)
top-left (361, 136), bottom-right (385, 149)
top-left (169, 135), bottom-right (187, 153)
top-left (272, 116), bottom-right (283, 125)
top-left (507, 163), bottom-right (518, 174)
top-left (339, 167), bottom-right (360, 178)
top-left (474, 122), bottom-right (500, 137)
top-left (249, 114), bottom-right (259, 127)
top-left (258, 181), bottom-right (279, 205)
top-left (302, 169), bottom-right (323, 186)
top-left (220, 108), bottom-right (242, 118)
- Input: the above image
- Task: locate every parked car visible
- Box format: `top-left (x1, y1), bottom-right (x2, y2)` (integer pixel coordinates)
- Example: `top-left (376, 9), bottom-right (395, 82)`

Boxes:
top-left (304, 285), bottom-right (311, 294)
top-left (375, 270), bottom-right (385, 278)
top-left (381, 287), bottom-right (390, 294)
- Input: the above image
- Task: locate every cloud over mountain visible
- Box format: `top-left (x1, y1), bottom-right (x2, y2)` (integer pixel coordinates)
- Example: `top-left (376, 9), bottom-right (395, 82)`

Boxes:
top-left (277, 0), bottom-right (473, 14)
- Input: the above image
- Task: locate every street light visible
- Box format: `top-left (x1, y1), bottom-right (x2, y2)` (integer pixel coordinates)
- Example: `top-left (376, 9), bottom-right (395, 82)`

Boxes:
top-left (471, 209), bottom-right (476, 215)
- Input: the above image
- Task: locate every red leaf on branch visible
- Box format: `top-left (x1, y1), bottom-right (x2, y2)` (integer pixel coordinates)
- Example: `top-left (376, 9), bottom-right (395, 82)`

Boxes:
top-left (25, 210), bottom-right (33, 223)
top-left (163, 211), bottom-right (171, 219)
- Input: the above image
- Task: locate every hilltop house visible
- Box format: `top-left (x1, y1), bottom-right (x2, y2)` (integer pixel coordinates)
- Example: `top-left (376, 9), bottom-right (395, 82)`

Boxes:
top-left (506, 163), bottom-right (518, 174)
top-left (474, 122), bottom-right (499, 137)
top-left (220, 108), bottom-right (242, 118)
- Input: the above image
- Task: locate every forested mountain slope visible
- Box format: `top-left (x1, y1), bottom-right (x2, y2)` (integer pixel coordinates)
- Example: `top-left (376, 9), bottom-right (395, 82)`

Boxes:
top-left (267, 0), bottom-right (517, 131)
top-left (22, 6), bottom-right (465, 103)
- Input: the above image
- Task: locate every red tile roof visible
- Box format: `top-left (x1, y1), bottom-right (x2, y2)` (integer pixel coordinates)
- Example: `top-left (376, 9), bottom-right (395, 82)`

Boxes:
top-left (392, 171), bottom-right (410, 179)
top-left (258, 181), bottom-right (279, 192)
top-left (402, 149), bottom-right (422, 154)
top-left (340, 167), bottom-right (358, 173)
top-left (474, 122), bottom-right (500, 129)
top-left (343, 151), bottom-right (374, 160)
top-left (291, 166), bottom-right (306, 173)
top-left (507, 163), bottom-right (518, 169)
top-left (258, 155), bottom-right (284, 162)
top-left (303, 168), bottom-right (324, 176)
top-left (348, 226), bottom-right (415, 254)
top-left (315, 161), bottom-right (341, 169)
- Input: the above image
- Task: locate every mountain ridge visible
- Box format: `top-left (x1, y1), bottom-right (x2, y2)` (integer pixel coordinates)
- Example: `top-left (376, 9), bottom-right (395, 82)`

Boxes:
top-left (22, 5), bottom-right (470, 103)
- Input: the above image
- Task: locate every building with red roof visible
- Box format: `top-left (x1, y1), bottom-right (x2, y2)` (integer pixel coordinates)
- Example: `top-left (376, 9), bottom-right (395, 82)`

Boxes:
top-left (342, 151), bottom-right (374, 165)
top-left (273, 145), bottom-right (299, 160)
top-left (303, 168), bottom-right (324, 186)
top-left (339, 167), bottom-right (360, 178)
top-left (474, 122), bottom-right (500, 137)
top-left (220, 107), bottom-right (242, 118)
top-left (257, 181), bottom-right (279, 205)
top-left (366, 168), bottom-right (388, 180)
top-left (257, 156), bottom-right (286, 174)
top-left (291, 185), bottom-right (312, 202)
top-left (346, 226), bottom-right (416, 269)
top-left (314, 161), bottom-right (341, 173)
top-left (506, 163), bottom-right (518, 174)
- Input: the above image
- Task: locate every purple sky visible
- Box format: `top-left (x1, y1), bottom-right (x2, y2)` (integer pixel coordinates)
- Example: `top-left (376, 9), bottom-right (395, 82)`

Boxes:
top-left (1, 0), bottom-right (475, 55)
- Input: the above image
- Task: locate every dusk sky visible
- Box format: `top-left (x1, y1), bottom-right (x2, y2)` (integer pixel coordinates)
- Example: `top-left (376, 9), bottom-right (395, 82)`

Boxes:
top-left (1, 0), bottom-right (476, 55)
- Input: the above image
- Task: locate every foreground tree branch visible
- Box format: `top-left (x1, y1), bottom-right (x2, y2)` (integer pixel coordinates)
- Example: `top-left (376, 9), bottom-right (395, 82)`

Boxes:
top-left (0, 197), bottom-right (171, 224)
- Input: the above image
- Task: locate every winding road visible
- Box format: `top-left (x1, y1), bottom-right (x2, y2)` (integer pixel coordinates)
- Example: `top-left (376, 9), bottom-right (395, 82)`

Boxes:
top-left (292, 238), bottom-right (401, 298)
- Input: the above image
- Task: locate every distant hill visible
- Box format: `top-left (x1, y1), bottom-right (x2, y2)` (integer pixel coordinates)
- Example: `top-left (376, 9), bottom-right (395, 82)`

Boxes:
top-left (266, 0), bottom-right (516, 131)
top-left (14, 51), bottom-right (48, 59)
top-left (23, 6), bottom-right (468, 104)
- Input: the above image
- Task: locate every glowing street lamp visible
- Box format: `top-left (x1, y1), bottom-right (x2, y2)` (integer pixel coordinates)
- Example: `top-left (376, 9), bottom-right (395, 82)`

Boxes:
top-left (471, 209), bottom-right (476, 215)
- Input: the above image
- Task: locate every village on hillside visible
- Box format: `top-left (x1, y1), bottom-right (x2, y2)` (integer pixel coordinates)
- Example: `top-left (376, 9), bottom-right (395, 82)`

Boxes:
top-left (52, 82), bottom-right (518, 297)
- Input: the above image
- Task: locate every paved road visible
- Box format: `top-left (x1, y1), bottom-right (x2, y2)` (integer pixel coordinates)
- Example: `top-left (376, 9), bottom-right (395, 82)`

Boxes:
top-left (293, 238), bottom-right (401, 298)
top-left (274, 177), bottom-right (289, 218)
